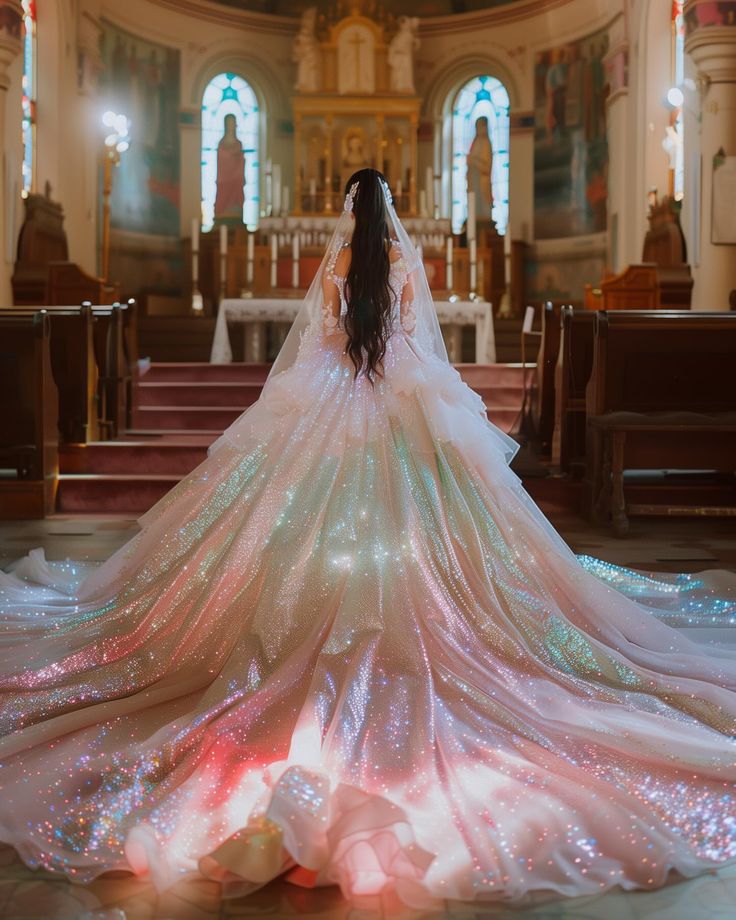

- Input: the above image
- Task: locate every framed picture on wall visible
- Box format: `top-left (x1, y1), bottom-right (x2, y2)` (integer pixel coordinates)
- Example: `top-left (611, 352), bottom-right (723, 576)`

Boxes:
top-left (712, 152), bottom-right (736, 245)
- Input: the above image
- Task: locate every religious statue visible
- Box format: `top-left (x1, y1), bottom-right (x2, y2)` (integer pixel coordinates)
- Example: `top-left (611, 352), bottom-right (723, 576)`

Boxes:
top-left (214, 114), bottom-right (245, 223)
top-left (293, 7), bottom-right (320, 93)
top-left (466, 115), bottom-right (494, 222)
top-left (387, 16), bottom-right (419, 94)
top-left (343, 130), bottom-right (368, 171)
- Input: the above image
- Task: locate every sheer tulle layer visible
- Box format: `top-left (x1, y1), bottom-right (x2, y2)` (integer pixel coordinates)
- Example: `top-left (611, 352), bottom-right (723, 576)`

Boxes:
top-left (0, 333), bottom-right (735, 905)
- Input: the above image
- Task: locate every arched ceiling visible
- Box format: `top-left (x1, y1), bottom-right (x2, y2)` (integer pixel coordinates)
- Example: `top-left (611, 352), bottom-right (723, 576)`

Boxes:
top-left (210, 0), bottom-right (522, 17)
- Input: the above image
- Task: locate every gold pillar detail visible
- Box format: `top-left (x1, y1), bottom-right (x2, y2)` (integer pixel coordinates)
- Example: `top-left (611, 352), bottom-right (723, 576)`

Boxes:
top-left (325, 115), bottom-right (334, 213)
top-left (294, 112), bottom-right (302, 215)
top-left (376, 113), bottom-right (384, 174)
top-left (409, 113), bottom-right (418, 216)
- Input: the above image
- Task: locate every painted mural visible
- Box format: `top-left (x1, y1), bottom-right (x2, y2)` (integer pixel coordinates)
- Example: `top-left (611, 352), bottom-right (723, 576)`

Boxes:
top-left (533, 27), bottom-right (609, 240)
top-left (100, 21), bottom-right (180, 237)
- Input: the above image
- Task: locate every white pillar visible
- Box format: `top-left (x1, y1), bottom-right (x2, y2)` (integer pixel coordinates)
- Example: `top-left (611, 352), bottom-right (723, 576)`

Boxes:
top-left (0, 2), bottom-right (23, 304)
top-left (603, 40), bottom-right (630, 273)
top-left (685, 19), bottom-right (736, 311)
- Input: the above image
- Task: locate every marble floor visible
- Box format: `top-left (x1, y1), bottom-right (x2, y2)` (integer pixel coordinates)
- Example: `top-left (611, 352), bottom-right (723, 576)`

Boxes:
top-left (0, 510), bottom-right (735, 920)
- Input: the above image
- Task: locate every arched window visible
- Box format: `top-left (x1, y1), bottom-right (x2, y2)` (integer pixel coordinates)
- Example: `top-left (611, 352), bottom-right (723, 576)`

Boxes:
top-left (201, 72), bottom-right (259, 230)
top-left (451, 75), bottom-right (510, 235)
top-left (21, 0), bottom-right (37, 198)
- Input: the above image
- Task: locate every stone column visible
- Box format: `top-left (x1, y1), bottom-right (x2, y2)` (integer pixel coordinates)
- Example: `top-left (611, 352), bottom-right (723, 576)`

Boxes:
top-left (0, 1), bottom-right (23, 303)
top-left (74, 3), bottom-right (103, 275)
top-left (685, 3), bottom-right (736, 310)
top-left (603, 39), bottom-right (631, 273)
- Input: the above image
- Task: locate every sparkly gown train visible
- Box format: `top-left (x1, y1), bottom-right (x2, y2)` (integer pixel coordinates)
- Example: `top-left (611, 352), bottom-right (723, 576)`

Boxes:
top-left (0, 246), bottom-right (735, 908)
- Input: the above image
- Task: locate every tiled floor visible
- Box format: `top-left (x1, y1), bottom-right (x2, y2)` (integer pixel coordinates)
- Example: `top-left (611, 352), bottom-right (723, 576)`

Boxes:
top-left (1, 510), bottom-right (735, 919)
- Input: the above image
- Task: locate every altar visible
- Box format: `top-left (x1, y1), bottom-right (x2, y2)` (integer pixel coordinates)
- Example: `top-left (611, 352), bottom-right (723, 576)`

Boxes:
top-left (211, 297), bottom-right (496, 365)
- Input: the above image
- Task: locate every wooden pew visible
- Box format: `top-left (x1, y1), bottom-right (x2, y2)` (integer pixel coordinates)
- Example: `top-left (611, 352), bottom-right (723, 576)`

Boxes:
top-left (0, 312), bottom-right (58, 518)
top-left (5, 302), bottom-right (133, 440)
top-left (585, 311), bottom-right (736, 535)
top-left (553, 307), bottom-right (595, 476)
top-left (46, 261), bottom-right (120, 306)
top-left (534, 302), bottom-right (563, 456)
top-left (91, 304), bottom-right (126, 438)
top-left (1, 306), bottom-right (98, 444)
top-left (584, 196), bottom-right (693, 311)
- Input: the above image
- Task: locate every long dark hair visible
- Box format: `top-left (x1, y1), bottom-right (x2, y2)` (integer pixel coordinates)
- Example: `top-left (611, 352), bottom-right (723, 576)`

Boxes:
top-left (343, 168), bottom-right (393, 382)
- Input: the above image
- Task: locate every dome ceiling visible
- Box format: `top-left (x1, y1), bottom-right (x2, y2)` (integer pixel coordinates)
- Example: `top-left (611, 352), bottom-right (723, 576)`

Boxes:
top-left (211, 0), bottom-right (522, 17)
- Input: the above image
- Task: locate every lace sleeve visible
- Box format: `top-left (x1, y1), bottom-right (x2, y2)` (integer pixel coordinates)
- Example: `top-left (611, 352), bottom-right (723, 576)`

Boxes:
top-left (322, 244), bottom-right (349, 336)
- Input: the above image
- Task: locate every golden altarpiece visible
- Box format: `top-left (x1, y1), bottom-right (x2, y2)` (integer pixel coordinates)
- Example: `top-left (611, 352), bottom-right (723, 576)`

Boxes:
top-left (292, 11), bottom-right (421, 216)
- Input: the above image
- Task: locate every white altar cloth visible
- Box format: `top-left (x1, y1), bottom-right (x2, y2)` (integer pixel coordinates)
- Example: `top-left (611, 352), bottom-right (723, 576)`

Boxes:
top-left (211, 297), bottom-right (496, 364)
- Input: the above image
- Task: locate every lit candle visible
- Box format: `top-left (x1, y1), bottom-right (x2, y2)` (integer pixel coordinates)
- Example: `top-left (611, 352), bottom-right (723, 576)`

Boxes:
top-left (292, 233), bottom-right (299, 288)
top-left (446, 236), bottom-right (453, 290)
top-left (246, 232), bottom-right (254, 285)
top-left (270, 234), bottom-right (278, 289)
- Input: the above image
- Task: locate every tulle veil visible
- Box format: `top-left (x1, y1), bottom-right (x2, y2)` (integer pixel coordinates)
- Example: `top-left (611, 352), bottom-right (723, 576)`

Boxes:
top-left (208, 174), bottom-right (449, 457)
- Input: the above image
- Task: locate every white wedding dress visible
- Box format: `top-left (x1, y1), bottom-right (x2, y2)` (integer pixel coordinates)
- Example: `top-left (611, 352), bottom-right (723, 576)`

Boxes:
top-left (0, 191), bottom-right (734, 909)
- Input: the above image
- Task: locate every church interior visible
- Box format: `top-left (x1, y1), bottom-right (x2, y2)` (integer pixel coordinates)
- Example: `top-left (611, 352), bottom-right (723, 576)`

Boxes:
top-left (0, 0), bottom-right (735, 916)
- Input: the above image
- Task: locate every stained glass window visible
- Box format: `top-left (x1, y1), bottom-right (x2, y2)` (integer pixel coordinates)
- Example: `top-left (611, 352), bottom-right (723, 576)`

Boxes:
top-left (201, 72), bottom-right (259, 230)
top-left (21, 0), bottom-right (36, 198)
top-left (451, 75), bottom-right (510, 235)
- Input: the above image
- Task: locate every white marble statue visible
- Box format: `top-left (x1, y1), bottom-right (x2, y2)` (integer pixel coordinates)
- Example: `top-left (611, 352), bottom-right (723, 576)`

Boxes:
top-left (293, 7), bottom-right (320, 93)
top-left (388, 16), bottom-right (419, 94)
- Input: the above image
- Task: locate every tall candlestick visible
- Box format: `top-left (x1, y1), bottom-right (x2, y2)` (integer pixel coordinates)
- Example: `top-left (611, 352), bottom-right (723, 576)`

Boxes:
top-left (469, 238), bottom-right (477, 293)
top-left (282, 186), bottom-right (290, 216)
top-left (467, 192), bottom-right (476, 243)
top-left (270, 234), bottom-right (278, 289)
top-left (419, 190), bottom-right (428, 218)
top-left (219, 225), bottom-right (227, 296)
top-left (396, 178), bottom-right (403, 199)
top-left (446, 236), bottom-right (453, 290)
top-left (246, 232), bottom-right (254, 285)
top-left (425, 166), bottom-right (434, 216)
top-left (433, 174), bottom-right (441, 219)
top-left (273, 164), bottom-right (282, 216)
top-left (292, 233), bottom-right (299, 288)
top-left (309, 177), bottom-right (316, 211)
top-left (191, 217), bottom-right (199, 286)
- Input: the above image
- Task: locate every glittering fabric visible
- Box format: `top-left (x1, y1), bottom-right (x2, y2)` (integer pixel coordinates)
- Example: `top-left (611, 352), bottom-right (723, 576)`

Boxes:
top-left (0, 275), bottom-right (735, 908)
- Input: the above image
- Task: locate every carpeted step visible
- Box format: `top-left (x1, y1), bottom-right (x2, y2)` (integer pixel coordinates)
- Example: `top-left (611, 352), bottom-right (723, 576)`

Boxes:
top-left (60, 441), bottom-right (210, 476)
top-left (132, 406), bottom-right (246, 431)
top-left (137, 381), bottom-right (264, 408)
top-left (57, 474), bottom-right (178, 514)
top-left (143, 362), bottom-right (271, 383)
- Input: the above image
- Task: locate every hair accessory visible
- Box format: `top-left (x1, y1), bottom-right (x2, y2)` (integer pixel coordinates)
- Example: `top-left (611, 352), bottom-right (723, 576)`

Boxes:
top-left (380, 178), bottom-right (393, 207)
top-left (344, 181), bottom-right (359, 212)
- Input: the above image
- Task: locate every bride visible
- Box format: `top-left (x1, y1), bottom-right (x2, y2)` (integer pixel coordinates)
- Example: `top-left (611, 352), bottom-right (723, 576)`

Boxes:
top-left (0, 168), bottom-right (734, 908)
